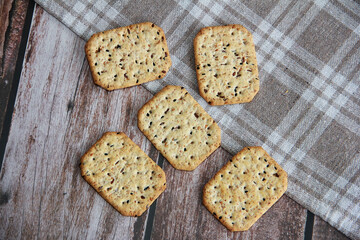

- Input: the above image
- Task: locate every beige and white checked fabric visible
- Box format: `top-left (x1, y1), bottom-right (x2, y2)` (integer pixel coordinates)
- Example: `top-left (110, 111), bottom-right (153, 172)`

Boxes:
top-left (35, 0), bottom-right (360, 238)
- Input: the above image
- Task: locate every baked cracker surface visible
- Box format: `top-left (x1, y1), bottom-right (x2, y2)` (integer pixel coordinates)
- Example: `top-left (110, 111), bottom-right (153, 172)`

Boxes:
top-left (80, 132), bottom-right (166, 217)
top-left (138, 85), bottom-right (221, 171)
top-left (85, 22), bottom-right (171, 90)
top-left (203, 146), bottom-right (287, 231)
top-left (194, 24), bottom-right (259, 105)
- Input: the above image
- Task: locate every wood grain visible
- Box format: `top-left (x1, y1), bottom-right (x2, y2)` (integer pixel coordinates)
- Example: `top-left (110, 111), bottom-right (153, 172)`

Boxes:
top-left (0, 6), bottom-right (158, 239)
top-left (151, 148), bottom-right (307, 239)
top-left (312, 216), bottom-right (349, 240)
top-left (0, 0), bottom-right (31, 139)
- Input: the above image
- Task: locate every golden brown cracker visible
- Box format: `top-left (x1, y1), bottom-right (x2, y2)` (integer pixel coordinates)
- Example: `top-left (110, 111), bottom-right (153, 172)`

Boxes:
top-left (80, 132), bottom-right (166, 217)
top-left (203, 146), bottom-right (287, 231)
top-left (194, 24), bottom-right (259, 105)
top-left (138, 85), bottom-right (221, 170)
top-left (85, 22), bottom-right (171, 90)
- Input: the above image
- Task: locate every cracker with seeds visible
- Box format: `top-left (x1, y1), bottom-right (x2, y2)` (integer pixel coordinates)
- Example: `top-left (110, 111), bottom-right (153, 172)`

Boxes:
top-left (80, 132), bottom-right (166, 217)
top-left (203, 146), bottom-right (287, 231)
top-left (138, 85), bottom-right (221, 171)
top-left (85, 22), bottom-right (171, 90)
top-left (194, 24), bottom-right (259, 105)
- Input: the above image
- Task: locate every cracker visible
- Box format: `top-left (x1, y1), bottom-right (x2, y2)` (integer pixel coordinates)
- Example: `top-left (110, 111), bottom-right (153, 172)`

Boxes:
top-left (85, 22), bottom-right (172, 90)
top-left (203, 146), bottom-right (287, 231)
top-left (194, 24), bottom-right (259, 105)
top-left (80, 132), bottom-right (166, 217)
top-left (138, 85), bottom-right (221, 171)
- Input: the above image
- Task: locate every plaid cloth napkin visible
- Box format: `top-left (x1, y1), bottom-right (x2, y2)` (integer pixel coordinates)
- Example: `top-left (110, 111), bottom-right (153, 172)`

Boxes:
top-left (35, 0), bottom-right (360, 238)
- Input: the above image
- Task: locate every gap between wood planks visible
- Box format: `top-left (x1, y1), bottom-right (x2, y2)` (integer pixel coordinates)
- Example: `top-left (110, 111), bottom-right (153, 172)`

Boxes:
top-left (304, 211), bottom-right (315, 240)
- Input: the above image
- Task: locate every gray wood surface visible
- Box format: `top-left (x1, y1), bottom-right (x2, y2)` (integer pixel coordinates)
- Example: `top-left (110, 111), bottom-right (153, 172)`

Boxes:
top-left (313, 216), bottom-right (349, 240)
top-left (0, 2), bottom-right (350, 239)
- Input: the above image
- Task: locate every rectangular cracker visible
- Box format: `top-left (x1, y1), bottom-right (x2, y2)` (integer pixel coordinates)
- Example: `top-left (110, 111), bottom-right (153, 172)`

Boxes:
top-left (203, 146), bottom-right (287, 231)
top-left (85, 22), bottom-right (172, 90)
top-left (194, 24), bottom-right (259, 105)
top-left (138, 85), bottom-right (221, 171)
top-left (80, 132), bottom-right (166, 217)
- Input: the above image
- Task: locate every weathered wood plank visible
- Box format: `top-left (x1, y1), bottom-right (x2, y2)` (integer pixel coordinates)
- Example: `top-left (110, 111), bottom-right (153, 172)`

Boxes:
top-left (0, 5), bottom-right (157, 239)
top-left (0, 0), bottom-right (31, 141)
top-left (151, 148), bottom-right (308, 239)
top-left (312, 216), bottom-right (349, 240)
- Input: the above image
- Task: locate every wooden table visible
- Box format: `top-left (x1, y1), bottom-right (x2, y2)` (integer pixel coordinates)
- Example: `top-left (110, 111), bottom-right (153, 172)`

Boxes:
top-left (0, 1), bottom-right (350, 239)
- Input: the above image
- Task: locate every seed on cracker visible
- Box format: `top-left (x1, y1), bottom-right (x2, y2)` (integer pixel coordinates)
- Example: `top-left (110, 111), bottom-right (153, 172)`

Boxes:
top-left (203, 146), bottom-right (287, 231)
top-left (138, 85), bottom-right (221, 171)
top-left (85, 22), bottom-right (171, 90)
top-left (194, 24), bottom-right (259, 105)
top-left (80, 132), bottom-right (166, 217)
